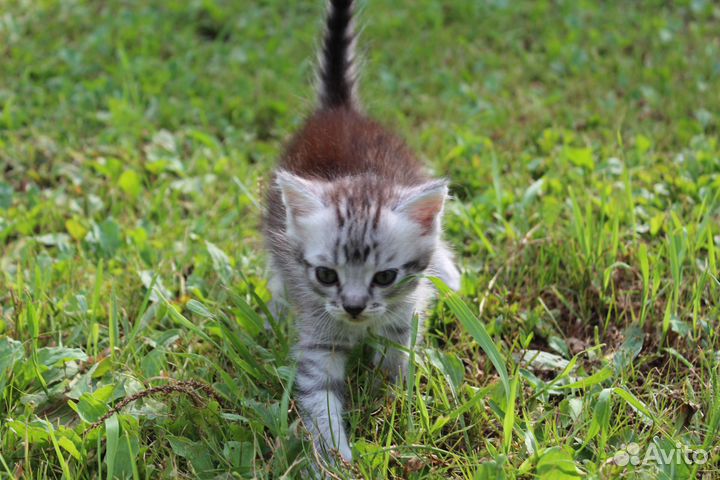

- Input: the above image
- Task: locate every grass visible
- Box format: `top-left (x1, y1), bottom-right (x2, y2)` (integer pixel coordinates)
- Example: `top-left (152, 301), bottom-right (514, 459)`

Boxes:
top-left (1, 0), bottom-right (719, 478)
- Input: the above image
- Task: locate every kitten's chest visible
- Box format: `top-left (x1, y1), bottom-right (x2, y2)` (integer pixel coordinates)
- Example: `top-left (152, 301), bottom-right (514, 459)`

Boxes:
top-left (341, 321), bottom-right (389, 347)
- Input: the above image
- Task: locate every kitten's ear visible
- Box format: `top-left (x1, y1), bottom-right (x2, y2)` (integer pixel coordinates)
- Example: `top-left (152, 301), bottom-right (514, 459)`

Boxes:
top-left (275, 171), bottom-right (326, 236)
top-left (395, 180), bottom-right (448, 235)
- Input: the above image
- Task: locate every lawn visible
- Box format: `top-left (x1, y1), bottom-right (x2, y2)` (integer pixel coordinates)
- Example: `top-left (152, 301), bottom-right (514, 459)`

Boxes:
top-left (1, 0), bottom-right (719, 478)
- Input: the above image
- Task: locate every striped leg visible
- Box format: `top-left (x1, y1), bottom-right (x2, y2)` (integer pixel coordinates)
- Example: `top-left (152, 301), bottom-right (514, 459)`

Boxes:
top-left (295, 340), bottom-right (352, 461)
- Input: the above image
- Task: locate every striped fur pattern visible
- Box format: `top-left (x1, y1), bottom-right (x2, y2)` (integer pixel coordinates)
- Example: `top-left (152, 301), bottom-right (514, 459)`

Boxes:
top-left (317, 0), bottom-right (359, 109)
top-left (262, 0), bottom-right (460, 464)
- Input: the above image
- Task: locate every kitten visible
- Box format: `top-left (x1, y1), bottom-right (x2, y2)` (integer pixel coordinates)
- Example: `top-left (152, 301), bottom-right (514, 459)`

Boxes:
top-left (263, 0), bottom-right (460, 463)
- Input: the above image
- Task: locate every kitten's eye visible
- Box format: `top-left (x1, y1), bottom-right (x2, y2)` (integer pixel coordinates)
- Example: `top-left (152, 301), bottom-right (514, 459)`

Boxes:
top-left (315, 267), bottom-right (339, 285)
top-left (372, 269), bottom-right (398, 287)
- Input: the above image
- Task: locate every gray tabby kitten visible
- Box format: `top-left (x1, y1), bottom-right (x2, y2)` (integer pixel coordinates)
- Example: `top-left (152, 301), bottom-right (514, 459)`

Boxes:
top-left (263, 0), bottom-right (460, 462)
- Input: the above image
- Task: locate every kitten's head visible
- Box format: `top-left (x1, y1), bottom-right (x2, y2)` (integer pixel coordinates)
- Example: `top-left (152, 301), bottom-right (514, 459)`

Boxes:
top-left (276, 170), bottom-right (447, 325)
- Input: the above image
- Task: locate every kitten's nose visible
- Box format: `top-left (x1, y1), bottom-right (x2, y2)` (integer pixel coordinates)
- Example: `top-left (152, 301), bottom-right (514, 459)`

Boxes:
top-left (343, 304), bottom-right (365, 318)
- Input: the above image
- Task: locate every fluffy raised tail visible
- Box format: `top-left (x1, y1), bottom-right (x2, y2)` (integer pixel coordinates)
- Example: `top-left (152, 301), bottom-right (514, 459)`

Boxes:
top-left (317, 0), bottom-right (359, 109)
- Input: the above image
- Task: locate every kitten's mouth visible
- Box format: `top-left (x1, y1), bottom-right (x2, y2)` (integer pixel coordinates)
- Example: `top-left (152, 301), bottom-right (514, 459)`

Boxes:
top-left (327, 304), bottom-right (383, 324)
top-left (341, 312), bottom-right (371, 325)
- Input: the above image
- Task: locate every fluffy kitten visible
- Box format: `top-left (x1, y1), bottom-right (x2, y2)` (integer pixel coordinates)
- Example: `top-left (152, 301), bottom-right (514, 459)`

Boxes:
top-left (263, 0), bottom-right (460, 462)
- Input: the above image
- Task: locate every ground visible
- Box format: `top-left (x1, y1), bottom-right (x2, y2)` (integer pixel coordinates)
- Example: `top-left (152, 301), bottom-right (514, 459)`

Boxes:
top-left (1, 0), bottom-right (719, 478)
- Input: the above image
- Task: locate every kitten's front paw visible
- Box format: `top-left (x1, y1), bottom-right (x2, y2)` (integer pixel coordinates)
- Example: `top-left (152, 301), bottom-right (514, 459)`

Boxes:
top-left (315, 438), bottom-right (352, 463)
top-left (309, 445), bottom-right (353, 480)
top-left (337, 442), bottom-right (353, 462)
top-left (373, 349), bottom-right (409, 385)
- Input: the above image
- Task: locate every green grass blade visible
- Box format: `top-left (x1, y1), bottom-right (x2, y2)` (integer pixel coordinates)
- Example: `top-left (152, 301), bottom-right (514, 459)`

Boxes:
top-left (105, 414), bottom-right (119, 480)
top-left (432, 278), bottom-right (510, 399)
top-left (45, 420), bottom-right (72, 480)
top-left (503, 375), bottom-right (519, 452)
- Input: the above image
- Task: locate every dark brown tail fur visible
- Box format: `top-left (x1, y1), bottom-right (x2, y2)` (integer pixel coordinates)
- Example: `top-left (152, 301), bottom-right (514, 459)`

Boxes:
top-left (318, 0), bottom-right (359, 109)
